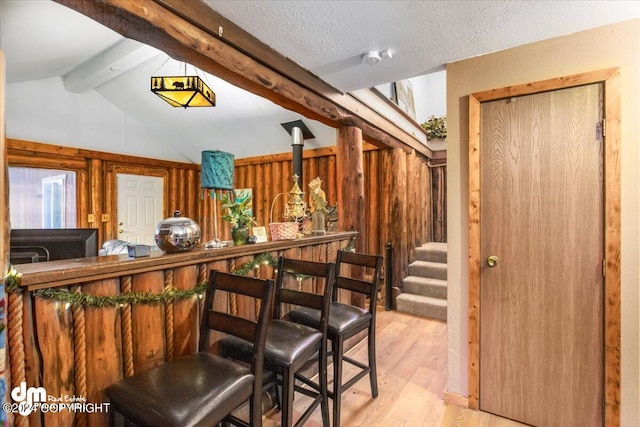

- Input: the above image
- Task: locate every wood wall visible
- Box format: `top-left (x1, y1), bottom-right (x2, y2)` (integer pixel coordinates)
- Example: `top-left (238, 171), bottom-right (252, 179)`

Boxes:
top-left (431, 163), bottom-right (447, 243)
top-left (7, 138), bottom-right (444, 294)
top-left (235, 144), bottom-right (434, 293)
top-left (7, 139), bottom-right (200, 246)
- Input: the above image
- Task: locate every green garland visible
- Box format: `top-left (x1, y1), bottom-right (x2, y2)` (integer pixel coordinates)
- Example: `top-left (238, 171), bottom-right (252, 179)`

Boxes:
top-left (3, 253), bottom-right (279, 308)
top-left (4, 265), bottom-right (22, 294)
top-left (231, 252), bottom-right (278, 276)
top-left (33, 282), bottom-right (208, 308)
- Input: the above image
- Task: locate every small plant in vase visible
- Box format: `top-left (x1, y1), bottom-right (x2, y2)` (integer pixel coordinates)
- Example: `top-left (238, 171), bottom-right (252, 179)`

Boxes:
top-left (421, 115), bottom-right (447, 141)
top-left (220, 191), bottom-right (256, 245)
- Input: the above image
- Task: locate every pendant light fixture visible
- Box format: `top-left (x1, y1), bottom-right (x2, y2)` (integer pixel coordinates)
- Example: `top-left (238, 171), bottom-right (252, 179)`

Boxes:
top-left (151, 62), bottom-right (216, 108)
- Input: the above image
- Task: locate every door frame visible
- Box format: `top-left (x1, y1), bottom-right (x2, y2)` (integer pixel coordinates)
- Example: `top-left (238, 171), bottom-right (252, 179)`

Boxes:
top-left (468, 68), bottom-right (621, 425)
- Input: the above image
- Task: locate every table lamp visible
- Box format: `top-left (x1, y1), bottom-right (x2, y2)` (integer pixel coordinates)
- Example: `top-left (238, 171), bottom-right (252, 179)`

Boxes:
top-left (201, 150), bottom-right (234, 248)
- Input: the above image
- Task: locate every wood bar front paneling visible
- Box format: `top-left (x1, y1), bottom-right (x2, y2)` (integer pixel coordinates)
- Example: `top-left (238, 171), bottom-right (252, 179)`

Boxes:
top-left (8, 232), bottom-right (355, 427)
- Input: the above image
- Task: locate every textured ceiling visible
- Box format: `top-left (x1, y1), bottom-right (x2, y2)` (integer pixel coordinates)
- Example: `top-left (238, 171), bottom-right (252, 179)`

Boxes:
top-left (1, 0), bottom-right (639, 161)
top-left (205, 0), bottom-right (640, 92)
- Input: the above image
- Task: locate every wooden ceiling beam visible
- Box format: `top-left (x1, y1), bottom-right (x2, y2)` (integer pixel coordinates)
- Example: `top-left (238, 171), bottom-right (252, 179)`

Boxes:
top-left (54, 0), bottom-right (431, 158)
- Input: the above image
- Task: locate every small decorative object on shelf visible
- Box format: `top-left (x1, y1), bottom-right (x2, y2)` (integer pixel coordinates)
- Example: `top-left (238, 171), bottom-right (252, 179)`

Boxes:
top-left (127, 244), bottom-right (151, 258)
top-left (421, 115), bottom-right (447, 141)
top-left (269, 175), bottom-right (306, 241)
top-left (221, 190), bottom-right (256, 245)
top-left (231, 225), bottom-right (250, 246)
top-left (287, 174), bottom-right (307, 221)
top-left (252, 226), bottom-right (268, 243)
top-left (155, 211), bottom-right (201, 253)
top-left (308, 177), bottom-right (328, 235)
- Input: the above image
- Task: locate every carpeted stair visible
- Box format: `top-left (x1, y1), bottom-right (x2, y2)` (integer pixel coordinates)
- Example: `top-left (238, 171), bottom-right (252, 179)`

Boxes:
top-left (396, 242), bottom-right (447, 321)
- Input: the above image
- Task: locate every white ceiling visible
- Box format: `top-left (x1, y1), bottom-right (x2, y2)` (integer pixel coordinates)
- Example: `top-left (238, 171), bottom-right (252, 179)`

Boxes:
top-left (1, 0), bottom-right (638, 161)
top-left (206, 0), bottom-right (640, 92)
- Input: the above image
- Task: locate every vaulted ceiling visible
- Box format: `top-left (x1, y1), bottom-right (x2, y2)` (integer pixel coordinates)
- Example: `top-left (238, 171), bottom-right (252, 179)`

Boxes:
top-left (1, 0), bottom-right (638, 161)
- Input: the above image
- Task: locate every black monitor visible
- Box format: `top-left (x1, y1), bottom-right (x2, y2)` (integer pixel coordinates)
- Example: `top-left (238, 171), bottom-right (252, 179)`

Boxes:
top-left (10, 228), bottom-right (98, 264)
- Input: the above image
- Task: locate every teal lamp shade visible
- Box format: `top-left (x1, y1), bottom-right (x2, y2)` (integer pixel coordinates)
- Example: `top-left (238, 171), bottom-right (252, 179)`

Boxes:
top-left (201, 150), bottom-right (234, 190)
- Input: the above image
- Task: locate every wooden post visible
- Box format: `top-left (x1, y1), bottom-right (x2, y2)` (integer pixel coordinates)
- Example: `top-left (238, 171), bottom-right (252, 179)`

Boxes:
top-left (336, 126), bottom-right (365, 244)
top-left (0, 50), bottom-right (6, 270)
top-left (389, 149), bottom-right (408, 295)
top-left (336, 126), bottom-right (365, 307)
top-left (0, 50), bottom-right (10, 427)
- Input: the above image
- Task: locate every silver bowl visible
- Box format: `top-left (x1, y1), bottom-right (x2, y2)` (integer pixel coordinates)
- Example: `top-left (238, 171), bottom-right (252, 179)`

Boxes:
top-left (155, 211), bottom-right (201, 253)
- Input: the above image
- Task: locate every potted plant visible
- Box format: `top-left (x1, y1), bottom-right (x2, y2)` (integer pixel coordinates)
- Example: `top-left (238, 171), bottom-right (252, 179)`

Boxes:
top-left (421, 115), bottom-right (447, 141)
top-left (220, 191), bottom-right (256, 245)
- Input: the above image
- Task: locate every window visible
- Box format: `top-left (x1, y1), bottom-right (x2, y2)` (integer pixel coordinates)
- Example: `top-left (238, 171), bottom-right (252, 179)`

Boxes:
top-left (42, 175), bottom-right (66, 228)
top-left (9, 167), bottom-right (77, 229)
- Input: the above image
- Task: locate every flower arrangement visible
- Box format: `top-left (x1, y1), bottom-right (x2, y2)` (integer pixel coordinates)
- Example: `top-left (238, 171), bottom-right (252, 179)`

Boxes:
top-left (421, 115), bottom-right (447, 141)
top-left (220, 191), bottom-right (256, 229)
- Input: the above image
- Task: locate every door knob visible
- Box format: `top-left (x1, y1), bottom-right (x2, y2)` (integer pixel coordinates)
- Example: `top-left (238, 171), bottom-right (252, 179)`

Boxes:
top-left (118, 229), bottom-right (124, 233)
top-left (486, 255), bottom-right (499, 267)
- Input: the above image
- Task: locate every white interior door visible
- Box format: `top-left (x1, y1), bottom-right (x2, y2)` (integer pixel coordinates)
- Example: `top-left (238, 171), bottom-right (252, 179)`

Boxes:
top-left (116, 174), bottom-right (164, 245)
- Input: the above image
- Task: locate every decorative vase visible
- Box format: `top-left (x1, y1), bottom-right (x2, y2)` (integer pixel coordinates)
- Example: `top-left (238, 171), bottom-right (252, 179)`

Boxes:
top-left (231, 225), bottom-right (249, 245)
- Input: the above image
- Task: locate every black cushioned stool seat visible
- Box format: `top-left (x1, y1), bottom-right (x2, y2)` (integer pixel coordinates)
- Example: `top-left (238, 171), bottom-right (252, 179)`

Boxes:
top-left (219, 257), bottom-right (335, 427)
top-left (288, 250), bottom-right (383, 427)
top-left (222, 320), bottom-right (322, 368)
top-left (105, 271), bottom-right (275, 427)
top-left (291, 303), bottom-right (371, 337)
top-left (105, 353), bottom-right (253, 427)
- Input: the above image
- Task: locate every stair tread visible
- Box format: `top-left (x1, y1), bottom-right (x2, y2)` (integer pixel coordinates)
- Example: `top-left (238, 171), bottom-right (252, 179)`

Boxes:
top-left (403, 276), bottom-right (447, 286)
top-left (408, 260), bottom-right (447, 280)
top-left (421, 242), bottom-right (447, 250)
top-left (396, 293), bottom-right (447, 306)
top-left (396, 293), bottom-right (448, 320)
top-left (410, 260), bottom-right (447, 268)
top-left (415, 243), bottom-right (448, 263)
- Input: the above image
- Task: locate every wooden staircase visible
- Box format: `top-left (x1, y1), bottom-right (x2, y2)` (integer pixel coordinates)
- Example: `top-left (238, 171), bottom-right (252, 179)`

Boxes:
top-left (396, 242), bottom-right (447, 321)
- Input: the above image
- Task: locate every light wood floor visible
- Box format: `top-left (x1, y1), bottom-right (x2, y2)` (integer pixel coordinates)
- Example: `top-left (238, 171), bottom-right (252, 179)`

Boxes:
top-left (261, 308), bottom-right (526, 427)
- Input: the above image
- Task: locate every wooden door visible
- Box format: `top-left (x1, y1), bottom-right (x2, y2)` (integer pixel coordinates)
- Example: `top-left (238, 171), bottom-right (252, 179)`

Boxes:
top-left (116, 173), bottom-right (164, 245)
top-left (479, 84), bottom-right (603, 426)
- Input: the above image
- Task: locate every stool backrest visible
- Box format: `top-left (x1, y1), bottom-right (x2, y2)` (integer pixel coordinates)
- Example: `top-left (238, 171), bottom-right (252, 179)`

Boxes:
top-left (275, 257), bottom-right (335, 331)
top-left (334, 250), bottom-right (383, 315)
top-left (199, 271), bottom-right (274, 374)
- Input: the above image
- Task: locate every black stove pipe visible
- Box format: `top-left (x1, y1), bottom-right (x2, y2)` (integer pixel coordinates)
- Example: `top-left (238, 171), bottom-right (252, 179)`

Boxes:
top-left (291, 126), bottom-right (304, 184)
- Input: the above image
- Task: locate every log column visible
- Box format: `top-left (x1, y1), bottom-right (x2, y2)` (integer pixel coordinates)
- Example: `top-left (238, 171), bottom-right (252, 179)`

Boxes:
top-left (389, 148), bottom-right (408, 301)
top-left (337, 126), bottom-right (365, 306)
top-left (0, 50), bottom-right (13, 427)
top-left (1, 51), bottom-right (6, 269)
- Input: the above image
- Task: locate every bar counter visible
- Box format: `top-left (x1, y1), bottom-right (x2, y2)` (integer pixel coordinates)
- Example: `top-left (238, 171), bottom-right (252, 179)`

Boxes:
top-left (7, 231), bottom-right (357, 427)
top-left (16, 231), bottom-right (357, 291)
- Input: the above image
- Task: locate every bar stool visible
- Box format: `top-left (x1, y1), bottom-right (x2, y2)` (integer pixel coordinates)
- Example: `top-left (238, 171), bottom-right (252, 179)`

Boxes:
top-left (288, 250), bottom-right (383, 427)
top-left (104, 271), bottom-right (274, 427)
top-left (220, 256), bottom-right (335, 427)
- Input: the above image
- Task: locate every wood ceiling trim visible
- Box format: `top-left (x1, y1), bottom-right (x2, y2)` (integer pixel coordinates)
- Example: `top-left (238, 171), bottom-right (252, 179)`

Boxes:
top-left (54, 0), bottom-right (431, 158)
